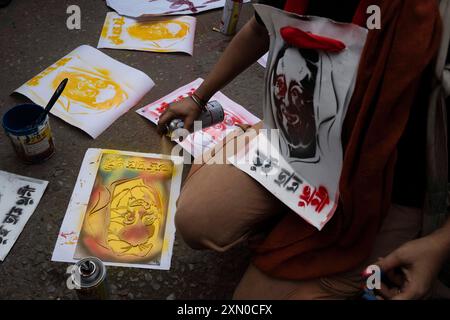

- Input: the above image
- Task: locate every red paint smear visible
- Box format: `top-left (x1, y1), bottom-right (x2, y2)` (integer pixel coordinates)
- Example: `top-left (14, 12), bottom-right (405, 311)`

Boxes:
top-left (119, 224), bottom-right (152, 246)
top-left (60, 231), bottom-right (76, 239)
top-left (168, 0), bottom-right (198, 13)
top-left (83, 236), bottom-right (113, 259)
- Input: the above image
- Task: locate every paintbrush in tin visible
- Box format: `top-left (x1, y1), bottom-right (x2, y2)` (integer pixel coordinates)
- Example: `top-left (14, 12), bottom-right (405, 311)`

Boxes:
top-left (35, 78), bottom-right (68, 125)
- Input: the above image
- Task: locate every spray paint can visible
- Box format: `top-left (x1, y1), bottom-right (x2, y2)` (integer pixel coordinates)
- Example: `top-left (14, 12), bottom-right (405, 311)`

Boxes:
top-left (219, 0), bottom-right (243, 35)
top-left (2, 103), bottom-right (55, 163)
top-left (71, 257), bottom-right (109, 300)
top-left (166, 100), bottom-right (225, 138)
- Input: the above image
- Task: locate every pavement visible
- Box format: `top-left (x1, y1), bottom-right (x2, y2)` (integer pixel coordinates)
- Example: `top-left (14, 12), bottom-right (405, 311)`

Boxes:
top-left (0, 0), bottom-right (265, 299)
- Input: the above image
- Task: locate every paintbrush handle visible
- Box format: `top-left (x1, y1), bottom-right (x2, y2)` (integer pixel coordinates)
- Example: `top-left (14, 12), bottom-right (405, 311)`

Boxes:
top-left (43, 78), bottom-right (68, 115)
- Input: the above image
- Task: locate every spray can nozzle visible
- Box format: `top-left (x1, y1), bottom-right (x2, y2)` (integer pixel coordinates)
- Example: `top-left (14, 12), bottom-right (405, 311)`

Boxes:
top-left (165, 100), bottom-right (224, 140)
top-left (79, 260), bottom-right (97, 277)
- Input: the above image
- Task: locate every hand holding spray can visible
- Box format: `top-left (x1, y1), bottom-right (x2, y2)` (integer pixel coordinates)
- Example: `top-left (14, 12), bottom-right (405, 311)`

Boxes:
top-left (219, 0), bottom-right (243, 35)
top-left (166, 100), bottom-right (225, 139)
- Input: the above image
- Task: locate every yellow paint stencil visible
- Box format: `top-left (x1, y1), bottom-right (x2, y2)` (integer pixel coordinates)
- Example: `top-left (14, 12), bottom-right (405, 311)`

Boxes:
top-left (15, 45), bottom-right (155, 139)
top-left (127, 20), bottom-right (190, 41)
top-left (51, 148), bottom-right (183, 269)
top-left (75, 152), bottom-right (175, 264)
top-left (52, 68), bottom-right (128, 112)
top-left (98, 13), bottom-right (196, 55)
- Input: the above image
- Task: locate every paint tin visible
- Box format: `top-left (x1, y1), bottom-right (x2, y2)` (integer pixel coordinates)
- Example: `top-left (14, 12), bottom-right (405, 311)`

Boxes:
top-left (2, 104), bottom-right (55, 163)
top-left (219, 0), bottom-right (243, 35)
top-left (166, 100), bottom-right (225, 138)
top-left (72, 257), bottom-right (109, 300)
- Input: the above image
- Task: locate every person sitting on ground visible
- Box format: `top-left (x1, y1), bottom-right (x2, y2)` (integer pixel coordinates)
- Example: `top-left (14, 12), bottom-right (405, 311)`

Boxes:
top-left (158, 0), bottom-right (450, 299)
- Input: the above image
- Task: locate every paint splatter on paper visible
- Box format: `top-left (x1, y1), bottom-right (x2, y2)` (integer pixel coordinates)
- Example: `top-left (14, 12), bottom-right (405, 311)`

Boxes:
top-left (52, 149), bottom-right (183, 269)
top-left (136, 78), bottom-right (260, 158)
top-left (98, 13), bottom-right (196, 55)
top-left (15, 45), bottom-right (155, 138)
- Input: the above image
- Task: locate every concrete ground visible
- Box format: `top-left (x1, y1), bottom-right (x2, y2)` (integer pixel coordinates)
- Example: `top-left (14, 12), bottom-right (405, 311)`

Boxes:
top-left (0, 0), bottom-right (265, 299)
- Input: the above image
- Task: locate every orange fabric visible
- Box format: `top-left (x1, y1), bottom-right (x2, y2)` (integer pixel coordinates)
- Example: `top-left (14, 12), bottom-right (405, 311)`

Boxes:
top-left (284, 0), bottom-right (308, 15)
top-left (284, 0), bottom-right (368, 27)
top-left (253, 0), bottom-right (442, 280)
top-left (280, 27), bottom-right (346, 52)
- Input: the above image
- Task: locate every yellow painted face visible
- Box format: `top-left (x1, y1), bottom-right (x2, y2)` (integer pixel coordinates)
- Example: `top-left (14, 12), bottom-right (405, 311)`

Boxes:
top-left (106, 178), bottom-right (163, 257)
top-left (127, 20), bottom-right (189, 41)
top-left (53, 69), bottom-right (127, 111)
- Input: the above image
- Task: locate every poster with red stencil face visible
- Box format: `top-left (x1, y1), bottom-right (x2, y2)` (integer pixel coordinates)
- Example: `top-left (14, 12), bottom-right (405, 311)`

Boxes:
top-left (106, 0), bottom-right (250, 17)
top-left (228, 5), bottom-right (368, 230)
top-left (136, 78), bottom-right (260, 158)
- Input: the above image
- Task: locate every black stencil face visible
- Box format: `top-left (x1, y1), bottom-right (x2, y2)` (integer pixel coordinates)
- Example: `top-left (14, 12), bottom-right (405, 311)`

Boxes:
top-left (271, 46), bottom-right (319, 160)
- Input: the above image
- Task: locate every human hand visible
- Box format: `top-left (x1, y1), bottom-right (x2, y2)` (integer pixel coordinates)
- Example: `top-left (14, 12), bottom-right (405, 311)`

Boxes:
top-left (375, 234), bottom-right (449, 300)
top-left (157, 96), bottom-right (202, 134)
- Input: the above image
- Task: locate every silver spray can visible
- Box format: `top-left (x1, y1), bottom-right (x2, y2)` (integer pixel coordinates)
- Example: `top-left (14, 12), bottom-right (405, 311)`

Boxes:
top-left (166, 100), bottom-right (225, 137)
top-left (71, 257), bottom-right (109, 300)
top-left (219, 0), bottom-right (243, 35)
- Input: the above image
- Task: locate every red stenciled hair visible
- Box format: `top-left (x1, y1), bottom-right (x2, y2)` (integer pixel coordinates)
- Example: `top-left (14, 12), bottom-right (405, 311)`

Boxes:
top-left (281, 0), bottom-right (370, 52)
top-left (280, 26), bottom-right (346, 52)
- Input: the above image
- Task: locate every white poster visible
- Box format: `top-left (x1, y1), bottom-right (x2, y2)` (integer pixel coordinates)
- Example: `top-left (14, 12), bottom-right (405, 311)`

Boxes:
top-left (106, 0), bottom-right (250, 18)
top-left (229, 5), bottom-right (368, 229)
top-left (98, 13), bottom-right (197, 55)
top-left (0, 171), bottom-right (48, 261)
top-left (52, 149), bottom-right (183, 270)
top-left (15, 45), bottom-right (155, 138)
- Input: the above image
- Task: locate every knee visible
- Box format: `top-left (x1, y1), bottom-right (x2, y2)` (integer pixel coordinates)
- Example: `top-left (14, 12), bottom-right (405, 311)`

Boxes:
top-left (175, 192), bottom-right (235, 252)
top-left (175, 197), bottom-right (206, 250)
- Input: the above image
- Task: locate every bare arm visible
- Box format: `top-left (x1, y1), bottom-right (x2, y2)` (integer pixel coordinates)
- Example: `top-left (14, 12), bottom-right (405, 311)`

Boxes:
top-left (195, 17), bottom-right (270, 101)
top-left (157, 17), bottom-right (269, 132)
top-left (431, 217), bottom-right (450, 254)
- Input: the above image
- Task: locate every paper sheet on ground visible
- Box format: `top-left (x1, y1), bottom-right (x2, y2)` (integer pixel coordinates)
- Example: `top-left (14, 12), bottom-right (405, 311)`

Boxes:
top-left (15, 45), bottom-right (154, 138)
top-left (0, 171), bottom-right (48, 261)
top-left (98, 13), bottom-right (196, 55)
top-left (136, 78), bottom-right (260, 158)
top-left (52, 149), bottom-right (183, 270)
top-left (106, 0), bottom-right (250, 18)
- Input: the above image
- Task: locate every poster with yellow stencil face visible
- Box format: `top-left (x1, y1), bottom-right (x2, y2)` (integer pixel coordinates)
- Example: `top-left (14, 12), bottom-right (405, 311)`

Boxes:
top-left (52, 149), bottom-right (183, 270)
top-left (98, 13), bottom-right (196, 55)
top-left (14, 45), bottom-right (155, 138)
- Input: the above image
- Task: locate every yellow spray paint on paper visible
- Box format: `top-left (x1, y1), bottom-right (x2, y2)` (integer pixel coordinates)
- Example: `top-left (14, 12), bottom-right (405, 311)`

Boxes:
top-left (27, 57), bottom-right (127, 113)
top-left (52, 68), bottom-right (128, 112)
top-left (15, 45), bottom-right (155, 138)
top-left (74, 152), bottom-right (174, 265)
top-left (98, 13), bottom-right (196, 55)
top-left (127, 20), bottom-right (189, 41)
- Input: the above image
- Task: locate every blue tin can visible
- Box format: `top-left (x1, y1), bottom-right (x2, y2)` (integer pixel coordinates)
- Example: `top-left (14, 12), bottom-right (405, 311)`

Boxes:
top-left (2, 103), bottom-right (55, 163)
